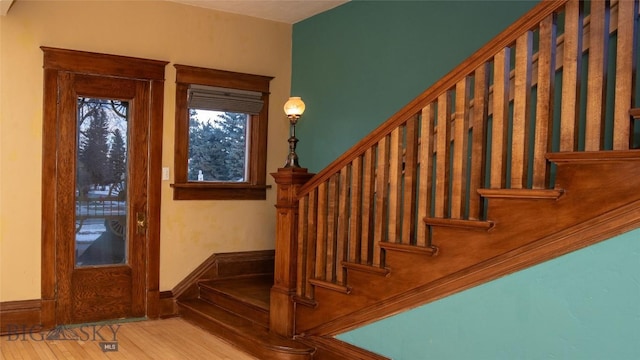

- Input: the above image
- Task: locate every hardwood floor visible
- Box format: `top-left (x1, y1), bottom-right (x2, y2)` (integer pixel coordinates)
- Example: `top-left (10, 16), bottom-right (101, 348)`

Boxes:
top-left (0, 317), bottom-right (257, 359)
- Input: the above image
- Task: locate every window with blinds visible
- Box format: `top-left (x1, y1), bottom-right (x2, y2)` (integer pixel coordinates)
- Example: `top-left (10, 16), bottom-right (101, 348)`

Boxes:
top-left (172, 65), bottom-right (273, 200)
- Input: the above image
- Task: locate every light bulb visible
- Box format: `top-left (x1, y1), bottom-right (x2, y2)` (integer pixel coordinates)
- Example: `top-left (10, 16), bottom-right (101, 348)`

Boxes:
top-left (284, 97), bottom-right (305, 117)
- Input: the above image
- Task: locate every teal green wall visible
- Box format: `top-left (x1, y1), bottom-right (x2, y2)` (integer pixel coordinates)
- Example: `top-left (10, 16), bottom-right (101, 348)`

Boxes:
top-left (292, 2), bottom-right (640, 359)
top-left (336, 228), bottom-right (640, 360)
top-left (292, 0), bottom-right (538, 172)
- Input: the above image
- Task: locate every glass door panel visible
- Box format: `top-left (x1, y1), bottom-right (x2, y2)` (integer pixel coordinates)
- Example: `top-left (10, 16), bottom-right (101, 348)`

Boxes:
top-left (75, 97), bottom-right (129, 266)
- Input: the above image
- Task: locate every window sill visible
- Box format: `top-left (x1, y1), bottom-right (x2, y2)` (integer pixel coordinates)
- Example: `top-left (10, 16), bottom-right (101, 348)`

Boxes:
top-left (170, 182), bottom-right (271, 200)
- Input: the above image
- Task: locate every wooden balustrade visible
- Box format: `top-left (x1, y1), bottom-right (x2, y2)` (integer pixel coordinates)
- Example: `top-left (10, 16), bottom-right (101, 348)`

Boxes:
top-left (280, 0), bottom-right (639, 307)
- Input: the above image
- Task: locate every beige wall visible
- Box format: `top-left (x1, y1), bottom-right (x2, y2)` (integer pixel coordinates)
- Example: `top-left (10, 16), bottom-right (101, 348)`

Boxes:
top-left (0, 0), bottom-right (292, 301)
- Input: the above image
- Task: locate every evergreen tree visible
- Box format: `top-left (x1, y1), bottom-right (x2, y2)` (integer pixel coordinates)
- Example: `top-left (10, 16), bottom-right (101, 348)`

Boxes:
top-left (79, 105), bottom-right (110, 188)
top-left (188, 111), bottom-right (247, 182)
top-left (188, 110), bottom-right (219, 180)
top-left (217, 112), bottom-right (247, 181)
top-left (108, 128), bottom-right (127, 186)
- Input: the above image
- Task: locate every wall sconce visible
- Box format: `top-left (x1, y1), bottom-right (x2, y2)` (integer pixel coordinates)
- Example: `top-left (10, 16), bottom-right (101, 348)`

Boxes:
top-left (283, 96), bottom-right (305, 168)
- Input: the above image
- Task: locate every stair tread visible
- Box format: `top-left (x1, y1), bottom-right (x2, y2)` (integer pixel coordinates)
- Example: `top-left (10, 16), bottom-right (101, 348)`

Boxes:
top-left (199, 274), bottom-right (272, 310)
top-left (178, 298), bottom-right (313, 354)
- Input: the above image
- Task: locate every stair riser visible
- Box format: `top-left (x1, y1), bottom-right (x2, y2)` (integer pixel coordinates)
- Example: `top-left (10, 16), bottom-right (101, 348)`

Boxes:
top-left (199, 285), bottom-right (269, 327)
top-left (178, 302), bottom-right (313, 360)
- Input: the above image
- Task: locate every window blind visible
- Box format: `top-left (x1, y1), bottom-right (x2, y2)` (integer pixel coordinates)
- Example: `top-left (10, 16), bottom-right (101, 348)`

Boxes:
top-left (188, 84), bottom-right (264, 114)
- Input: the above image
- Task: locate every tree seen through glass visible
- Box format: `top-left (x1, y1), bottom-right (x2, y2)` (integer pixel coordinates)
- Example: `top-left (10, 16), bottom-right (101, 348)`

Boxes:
top-left (75, 97), bottom-right (128, 266)
top-left (188, 109), bottom-right (248, 182)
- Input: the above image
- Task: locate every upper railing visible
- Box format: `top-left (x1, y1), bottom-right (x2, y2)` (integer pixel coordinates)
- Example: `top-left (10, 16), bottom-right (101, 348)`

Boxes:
top-left (292, 0), bottom-right (639, 301)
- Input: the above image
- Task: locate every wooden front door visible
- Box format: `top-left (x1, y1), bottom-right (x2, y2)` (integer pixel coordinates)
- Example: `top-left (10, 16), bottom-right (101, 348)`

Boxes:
top-left (55, 73), bottom-right (149, 324)
top-left (40, 47), bottom-right (167, 327)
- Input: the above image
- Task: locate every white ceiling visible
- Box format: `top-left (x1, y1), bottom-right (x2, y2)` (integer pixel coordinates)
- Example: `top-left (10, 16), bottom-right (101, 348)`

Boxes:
top-left (1, 0), bottom-right (348, 23)
top-left (166, 0), bottom-right (348, 24)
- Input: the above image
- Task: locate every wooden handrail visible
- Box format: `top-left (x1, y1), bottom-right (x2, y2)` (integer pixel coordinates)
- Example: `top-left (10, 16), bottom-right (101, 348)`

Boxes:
top-left (288, 0), bottom-right (639, 313)
top-left (298, 0), bottom-right (569, 197)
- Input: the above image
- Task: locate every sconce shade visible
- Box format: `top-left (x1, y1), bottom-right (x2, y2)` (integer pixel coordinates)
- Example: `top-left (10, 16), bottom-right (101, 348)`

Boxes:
top-left (284, 97), bottom-right (305, 117)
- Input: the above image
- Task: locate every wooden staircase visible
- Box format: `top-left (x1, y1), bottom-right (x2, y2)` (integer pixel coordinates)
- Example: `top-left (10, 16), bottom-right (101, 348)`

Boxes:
top-left (197, 275), bottom-right (271, 326)
top-left (174, 0), bottom-right (639, 358)
top-left (177, 274), bottom-right (317, 360)
top-left (176, 272), bottom-right (389, 359)
top-left (285, 0), bottom-right (640, 338)
top-left (293, 150), bottom-right (640, 335)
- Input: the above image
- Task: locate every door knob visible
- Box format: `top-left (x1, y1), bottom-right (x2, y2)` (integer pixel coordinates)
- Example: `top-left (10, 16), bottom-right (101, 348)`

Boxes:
top-left (136, 212), bottom-right (147, 234)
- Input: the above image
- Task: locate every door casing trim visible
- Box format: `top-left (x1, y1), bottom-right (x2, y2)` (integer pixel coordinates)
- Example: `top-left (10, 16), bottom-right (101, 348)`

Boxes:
top-left (40, 47), bottom-right (168, 328)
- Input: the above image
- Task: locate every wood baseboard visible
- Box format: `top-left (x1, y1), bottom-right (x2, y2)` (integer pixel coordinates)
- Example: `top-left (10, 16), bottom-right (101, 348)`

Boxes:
top-left (0, 299), bottom-right (42, 335)
top-left (296, 335), bottom-right (390, 360)
top-left (2, 250), bottom-right (275, 327)
top-left (173, 250), bottom-right (274, 300)
top-left (159, 291), bottom-right (177, 318)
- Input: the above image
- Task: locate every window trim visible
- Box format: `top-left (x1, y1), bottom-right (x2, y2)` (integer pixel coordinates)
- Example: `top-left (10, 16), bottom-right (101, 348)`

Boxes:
top-left (172, 64), bottom-right (273, 200)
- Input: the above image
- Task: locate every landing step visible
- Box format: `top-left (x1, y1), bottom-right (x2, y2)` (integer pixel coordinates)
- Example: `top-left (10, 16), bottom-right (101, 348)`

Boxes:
top-left (198, 275), bottom-right (271, 326)
top-left (178, 299), bottom-right (314, 360)
top-left (199, 274), bottom-right (271, 310)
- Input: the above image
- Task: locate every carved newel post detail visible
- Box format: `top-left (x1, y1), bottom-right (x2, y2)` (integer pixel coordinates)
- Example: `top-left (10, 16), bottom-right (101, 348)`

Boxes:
top-left (270, 167), bottom-right (314, 337)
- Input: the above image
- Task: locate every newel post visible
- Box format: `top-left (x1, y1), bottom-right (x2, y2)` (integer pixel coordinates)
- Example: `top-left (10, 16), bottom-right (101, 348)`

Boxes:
top-left (270, 167), bottom-right (315, 337)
